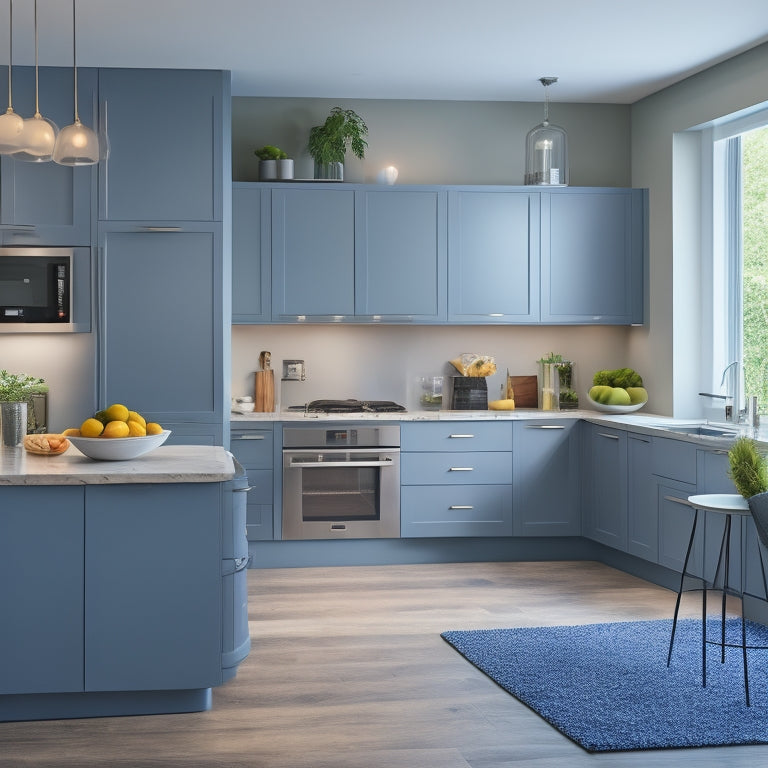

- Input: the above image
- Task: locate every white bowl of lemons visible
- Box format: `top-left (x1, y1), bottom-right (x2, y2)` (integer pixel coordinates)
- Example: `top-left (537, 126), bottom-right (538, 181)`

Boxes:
top-left (68, 430), bottom-right (171, 460)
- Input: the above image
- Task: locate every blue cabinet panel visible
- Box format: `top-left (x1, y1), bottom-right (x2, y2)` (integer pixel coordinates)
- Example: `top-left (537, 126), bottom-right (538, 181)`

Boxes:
top-left (541, 189), bottom-right (645, 324)
top-left (657, 478), bottom-right (703, 577)
top-left (98, 226), bottom-right (224, 433)
top-left (627, 432), bottom-right (657, 561)
top-left (355, 189), bottom-right (446, 320)
top-left (0, 487), bottom-right (84, 694)
top-left (401, 421), bottom-right (513, 452)
top-left (448, 190), bottom-right (539, 322)
top-left (0, 66), bottom-right (95, 246)
top-left (652, 437), bottom-right (698, 484)
top-left (230, 426), bottom-right (275, 540)
top-left (401, 484), bottom-right (513, 537)
top-left (84, 484), bottom-right (222, 691)
top-left (513, 421), bottom-right (580, 536)
top-left (401, 451), bottom-right (512, 486)
top-left (232, 183), bottom-right (270, 322)
top-left (98, 69), bottom-right (225, 221)
top-left (271, 187), bottom-right (355, 318)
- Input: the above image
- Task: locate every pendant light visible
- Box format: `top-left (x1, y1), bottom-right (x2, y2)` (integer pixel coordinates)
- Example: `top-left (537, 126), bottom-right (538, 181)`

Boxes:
top-left (0, 0), bottom-right (24, 154)
top-left (524, 77), bottom-right (568, 187)
top-left (14, 0), bottom-right (59, 162)
top-left (53, 0), bottom-right (99, 166)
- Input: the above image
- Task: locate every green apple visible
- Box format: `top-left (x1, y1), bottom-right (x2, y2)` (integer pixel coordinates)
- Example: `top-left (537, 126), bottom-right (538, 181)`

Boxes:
top-left (606, 387), bottom-right (632, 406)
top-left (626, 386), bottom-right (648, 405)
top-left (589, 385), bottom-right (613, 404)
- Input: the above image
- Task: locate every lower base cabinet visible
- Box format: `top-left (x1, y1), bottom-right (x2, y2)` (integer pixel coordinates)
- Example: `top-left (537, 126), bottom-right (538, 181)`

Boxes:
top-left (230, 425), bottom-right (275, 540)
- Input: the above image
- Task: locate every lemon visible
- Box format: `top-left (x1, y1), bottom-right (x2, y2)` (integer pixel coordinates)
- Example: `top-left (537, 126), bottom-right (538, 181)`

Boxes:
top-left (103, 403), bottom-right (130, 423)
top-left (145, 422), bottom-right (163, 435)
top-left (62, 427), bottom-right (81, 437)
top-left (101, 420), bottom-right (130, 438)
top-left (127, 420), bottom-right (147, 437)
top-left (127, 410), bottom-right (147, 427)
top-left (80, 418), bottom-right (104, 438)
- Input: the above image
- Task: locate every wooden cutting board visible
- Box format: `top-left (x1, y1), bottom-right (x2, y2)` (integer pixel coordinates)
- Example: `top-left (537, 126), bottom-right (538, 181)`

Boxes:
top-left (509, 376), bottom-right (538, 408)
top-left (254, 370), bottom-right (275, 412)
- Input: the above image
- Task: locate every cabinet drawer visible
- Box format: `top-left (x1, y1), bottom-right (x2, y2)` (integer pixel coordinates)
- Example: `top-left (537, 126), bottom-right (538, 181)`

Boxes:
top-left (652, 437), bottom-right (697, 484)
top-left (401, 451), bottom-right (512, 485)
top-left (247, 503), bottom-right (274, 541)
top-left (230, 430), bottom-right (274, 467)
top-left (401, 484), bottom-right (513, 537)
top-left (401, 422), bottom-right (513, 452)
top-left (245, 469), bottom-right (273, 504)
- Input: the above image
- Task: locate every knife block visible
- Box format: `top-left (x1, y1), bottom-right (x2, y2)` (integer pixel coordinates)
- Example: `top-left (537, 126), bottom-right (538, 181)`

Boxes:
top-left (254, 370), bottom-right (275, 412)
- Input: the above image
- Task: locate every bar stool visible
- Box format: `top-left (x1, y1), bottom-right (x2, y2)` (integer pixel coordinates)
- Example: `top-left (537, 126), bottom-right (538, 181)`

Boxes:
top-left (666, 493), bottom-right (768, 707)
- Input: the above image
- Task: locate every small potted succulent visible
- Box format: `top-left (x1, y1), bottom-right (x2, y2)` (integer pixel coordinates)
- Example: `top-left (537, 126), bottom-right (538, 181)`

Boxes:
top-left (0, 370), bottom-right (45, 447)
top-left (307, 107), bottom-right (368, 180)
top-left (254, 145), bottom-right (293, 180)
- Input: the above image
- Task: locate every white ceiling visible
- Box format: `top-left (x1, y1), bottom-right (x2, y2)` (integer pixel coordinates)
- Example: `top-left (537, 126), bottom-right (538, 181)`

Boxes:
top-left (4, 0), bottom-right (768, 104)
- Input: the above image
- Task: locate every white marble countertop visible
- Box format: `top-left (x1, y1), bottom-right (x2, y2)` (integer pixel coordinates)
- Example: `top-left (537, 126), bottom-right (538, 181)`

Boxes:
top-left (0, 444), bottom-right (235, 486)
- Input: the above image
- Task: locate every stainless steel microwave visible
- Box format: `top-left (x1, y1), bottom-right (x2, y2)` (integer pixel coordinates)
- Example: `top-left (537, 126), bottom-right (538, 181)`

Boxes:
top-left (0, 248), bottom-right (74, 325)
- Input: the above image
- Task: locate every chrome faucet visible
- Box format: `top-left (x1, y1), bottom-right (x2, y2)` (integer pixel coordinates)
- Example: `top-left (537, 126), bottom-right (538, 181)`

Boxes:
top-left (720, 361), bottom-right (742, 424)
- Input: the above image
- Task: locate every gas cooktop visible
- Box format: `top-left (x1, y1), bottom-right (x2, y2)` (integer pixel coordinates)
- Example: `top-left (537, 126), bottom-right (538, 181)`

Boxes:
top-left (287, 399), bottom-right (406, 414)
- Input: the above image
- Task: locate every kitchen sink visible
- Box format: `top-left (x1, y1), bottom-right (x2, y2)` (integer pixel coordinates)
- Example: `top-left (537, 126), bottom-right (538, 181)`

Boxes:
top-left (662, 425), bottom-right (740, 438)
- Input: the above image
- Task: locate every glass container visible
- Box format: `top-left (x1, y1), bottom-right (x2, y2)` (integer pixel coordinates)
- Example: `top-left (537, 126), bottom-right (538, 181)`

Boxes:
top-left (538, 363), bottom-right (560, 411)
top-left (416, 376), bottom-right (444, 410)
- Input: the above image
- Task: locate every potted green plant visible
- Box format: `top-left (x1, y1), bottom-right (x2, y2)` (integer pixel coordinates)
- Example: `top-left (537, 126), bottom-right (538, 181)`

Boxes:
top-left (0, 370), bottom-right (45, 447)
top-left (729, 436), bottom-right (768, 548)
top-left (308, 107), bottom-right (368, 180)
top-left (254, 145), bottom-right (293, 180)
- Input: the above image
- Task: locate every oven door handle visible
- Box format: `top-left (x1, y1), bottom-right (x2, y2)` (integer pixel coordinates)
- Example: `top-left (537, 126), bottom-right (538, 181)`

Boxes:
top-left (288, 458), bottom-right (395, 469)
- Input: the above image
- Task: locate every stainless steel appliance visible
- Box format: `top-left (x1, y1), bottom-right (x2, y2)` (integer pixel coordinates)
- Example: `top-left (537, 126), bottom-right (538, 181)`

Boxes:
top-left (0, 248), bottom-right (73, 324)
top-left (287, 399), bottom-right (406, 415)
top-left (282, 424), bottom-right (401, 540)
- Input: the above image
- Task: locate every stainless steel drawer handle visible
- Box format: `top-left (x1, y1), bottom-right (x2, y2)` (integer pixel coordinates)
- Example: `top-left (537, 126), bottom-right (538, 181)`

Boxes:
top-left (290, 459), bottom-right (393, 468)
top-left (235, 435), bottom-right (266, 440)
top-left (233, 486), bottom-right (253, 493)
top-left (449, 467), bottom-right (474, 472)
top-left (597, 433), bottom-right (620, 440)
top-left (526, 425), bottom-right (565, 429)
top-left (449, 434), bottom-right (475, 439)
top-left (449, 505), bottom-right (474, 510)
top-left (140, 226), bottom-right (183, 232)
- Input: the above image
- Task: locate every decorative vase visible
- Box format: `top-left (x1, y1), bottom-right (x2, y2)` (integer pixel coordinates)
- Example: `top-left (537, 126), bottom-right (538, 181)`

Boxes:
top-left (277, 158), bottom-right (294, 180)
top-left (314, 161), bottom-right (343, 181)
top-left (259, 159), bottom-right (277, 181)
top-left (1, 401), bottom-right (28, 447)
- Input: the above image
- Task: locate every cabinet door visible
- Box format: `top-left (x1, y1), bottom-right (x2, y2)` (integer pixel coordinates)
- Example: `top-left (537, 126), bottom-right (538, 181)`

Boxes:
top-left (230, 427), bottom-right (275, 540)
top-left (583, 425), bottom-right (627, 549)
top-left (97, 225), bottom-right (224, 435)
top-left (657, 478), bottom-right (703, 577)
top-left (541, 189), bottom-right (644, 324)
top-left (98, 69), bottom-right (225, 221)
top-left (627, 433), bottom-right (657, 561)
top-left (0, 66), bottom-right (95, 246)
top-left (271, 187), bottom-right (355, 318)
top-left (448, 190), bottom-right (540, 322)
top-left (513, 421), bottom-right (580, 536)
top-left (355, 189), bottom-right (446, 320)
top-left (232, 183), bottom-right (270, 322)
top-left (84, 484), bottom-right (222, 691)
top-left (0, 487), bottom-right (84, 694)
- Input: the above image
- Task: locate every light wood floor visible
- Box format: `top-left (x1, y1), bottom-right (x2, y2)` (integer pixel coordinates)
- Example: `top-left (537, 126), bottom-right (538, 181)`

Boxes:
top-left (2, 560), bottom-right (767, 767)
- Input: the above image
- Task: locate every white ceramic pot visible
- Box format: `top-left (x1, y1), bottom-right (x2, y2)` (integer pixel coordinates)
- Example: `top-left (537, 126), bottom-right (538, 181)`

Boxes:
top-left (277, 158), bottom-right (294, 180)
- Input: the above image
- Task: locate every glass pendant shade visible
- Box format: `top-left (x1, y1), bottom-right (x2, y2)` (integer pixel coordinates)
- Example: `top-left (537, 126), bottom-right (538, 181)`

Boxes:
top-left (524, 77), bottom-right (568, 187)
top-left (0, 0), bottom-right (23, 154)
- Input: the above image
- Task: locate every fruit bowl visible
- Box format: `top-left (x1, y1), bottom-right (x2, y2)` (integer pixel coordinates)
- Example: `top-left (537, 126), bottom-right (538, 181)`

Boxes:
top-left (67, 430), bottom-right (171, 460)
top-left (585, 395), bottom-right (646, 414)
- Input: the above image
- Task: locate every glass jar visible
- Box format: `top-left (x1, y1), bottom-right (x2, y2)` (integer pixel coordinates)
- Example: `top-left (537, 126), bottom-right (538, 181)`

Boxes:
top-left (416, 376), bottom-right (443, 410)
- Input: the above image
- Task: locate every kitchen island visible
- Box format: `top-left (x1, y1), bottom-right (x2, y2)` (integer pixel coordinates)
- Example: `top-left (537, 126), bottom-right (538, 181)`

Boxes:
top-left (0, 444), bottom-right (249, 722)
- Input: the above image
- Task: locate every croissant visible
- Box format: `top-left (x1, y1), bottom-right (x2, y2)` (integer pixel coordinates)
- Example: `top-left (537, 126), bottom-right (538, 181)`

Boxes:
top-left (23, 433), bottom-right (70, 455)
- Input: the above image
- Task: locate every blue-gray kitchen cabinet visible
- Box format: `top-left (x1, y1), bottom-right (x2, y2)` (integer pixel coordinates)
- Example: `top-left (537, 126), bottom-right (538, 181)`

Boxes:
top-left (0, 66), bottom-right (95, 246)
top-left (230, 424), bottom-right (275, 540)
top-left (232, 183), bottom-right (270, 322)
top-left (512, 420), bottom-right (580, 536)
top-left (98, 68), bottom-right (227, 222)
top-left (627, 432), bottom-right (657, 561)
top-left (271, 186), bottom-right (355, 319)
top-left (447, 190), bottom-right (540, 323)
top-left (97, 225), bottom-right (225, 444)
top-left (400, 421), bottom-right (514, 537)
top-left (0, 487), bottom-right (84, 695)
top-left (541, 188), bottom-right (645, 324)
top-left (582, 424), bottom-right (628, 549)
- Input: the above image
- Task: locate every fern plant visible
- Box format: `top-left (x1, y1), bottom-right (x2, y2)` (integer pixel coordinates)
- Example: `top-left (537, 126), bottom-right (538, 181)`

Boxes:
top-left (0, 370), bottom-right (45, 403)
top-left (728, 436), bottom-right (768, 498)
top-left (308, 107), bottom-right (368, 166)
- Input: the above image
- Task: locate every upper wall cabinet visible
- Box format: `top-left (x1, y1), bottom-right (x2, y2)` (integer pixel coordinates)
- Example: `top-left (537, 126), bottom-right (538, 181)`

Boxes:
top-left (448, 190), bottom-right (539, 323)
top-left (232, 183), bottom-right (270, 323)
top-left (541, 189), bottom-right (645, 324)
top-left (98, 69), bottom-right (226, 222)
top-left (0, 66), bottom-right (96, 246)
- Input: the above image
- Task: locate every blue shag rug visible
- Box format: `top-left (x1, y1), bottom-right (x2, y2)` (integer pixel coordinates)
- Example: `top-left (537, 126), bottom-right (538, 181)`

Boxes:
top-left (442, 618), bottom-right (768, 752)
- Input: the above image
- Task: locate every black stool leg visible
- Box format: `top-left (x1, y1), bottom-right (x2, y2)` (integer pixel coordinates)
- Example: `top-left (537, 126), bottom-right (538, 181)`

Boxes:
top-left (668, 510), bottom-right (700, 667)
top-left (721, 515), bottom-right (732, 665)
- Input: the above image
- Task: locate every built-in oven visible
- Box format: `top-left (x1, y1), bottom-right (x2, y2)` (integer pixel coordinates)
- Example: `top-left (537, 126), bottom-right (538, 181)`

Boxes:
top-left (282, 425), bottom-right (400, 540)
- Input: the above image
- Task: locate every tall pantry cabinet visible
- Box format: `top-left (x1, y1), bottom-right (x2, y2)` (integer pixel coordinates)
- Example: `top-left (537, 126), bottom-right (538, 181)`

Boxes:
top-left (96, 69), bottom-right (231, 445)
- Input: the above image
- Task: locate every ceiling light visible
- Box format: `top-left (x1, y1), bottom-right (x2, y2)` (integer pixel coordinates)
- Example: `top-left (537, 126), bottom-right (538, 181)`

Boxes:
top-left (13, 0), bottom-right (58, 162)
top-left (0, 0), bottom-right (24, 154)
top-left (524, 77), bottom-right (568, 187)
top-left (53, 0), bottom-right (100, 166)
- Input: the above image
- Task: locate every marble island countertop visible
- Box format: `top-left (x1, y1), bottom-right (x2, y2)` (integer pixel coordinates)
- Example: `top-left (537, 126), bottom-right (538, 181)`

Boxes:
top-left (0, 444), bottom-right (235, 486)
